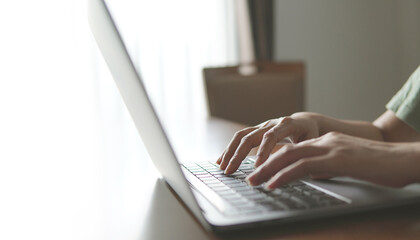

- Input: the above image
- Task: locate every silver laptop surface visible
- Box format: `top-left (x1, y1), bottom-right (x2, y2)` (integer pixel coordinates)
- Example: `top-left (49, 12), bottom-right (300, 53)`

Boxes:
top-left (88, 0), bottom-right (420, 233)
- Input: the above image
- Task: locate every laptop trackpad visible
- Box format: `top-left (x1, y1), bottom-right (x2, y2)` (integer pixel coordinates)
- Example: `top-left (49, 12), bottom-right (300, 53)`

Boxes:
top-left (305, 177), bottom-right (420, 204)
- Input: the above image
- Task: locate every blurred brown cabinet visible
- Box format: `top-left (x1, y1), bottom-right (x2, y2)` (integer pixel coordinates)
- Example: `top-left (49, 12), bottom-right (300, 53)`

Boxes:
top-left (203, 62), bottom-right (305, 126)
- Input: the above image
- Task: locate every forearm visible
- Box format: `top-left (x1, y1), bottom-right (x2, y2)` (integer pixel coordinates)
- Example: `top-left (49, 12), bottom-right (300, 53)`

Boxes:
top-left (292, 112), bottom-right (384, 141)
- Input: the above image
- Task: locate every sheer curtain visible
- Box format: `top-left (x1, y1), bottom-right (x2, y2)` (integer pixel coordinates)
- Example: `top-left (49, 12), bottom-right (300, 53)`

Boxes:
top-left (101, 0), bottom-right (239, 121)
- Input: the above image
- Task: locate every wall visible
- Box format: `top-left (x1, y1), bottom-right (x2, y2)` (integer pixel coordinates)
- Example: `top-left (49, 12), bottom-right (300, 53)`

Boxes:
top-left (273, 0), bottom-right (420, 121)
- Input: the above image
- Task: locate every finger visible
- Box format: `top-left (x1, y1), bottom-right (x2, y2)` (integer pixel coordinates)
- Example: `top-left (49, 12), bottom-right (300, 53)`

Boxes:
top-left (219, 127), bottom-right (255, 170)
top-left (216, 150), bottom-right (225, 165)
top-left (255, 131), bottom-right (278, 167)
top-left (255, 124), bottom-right (294, 167)
top-left (225, 128), bottom-right (266, 174)
top-left (246, 144), bottom-right (325, 186)
top-left (265, 156), bottom-right (327, 189)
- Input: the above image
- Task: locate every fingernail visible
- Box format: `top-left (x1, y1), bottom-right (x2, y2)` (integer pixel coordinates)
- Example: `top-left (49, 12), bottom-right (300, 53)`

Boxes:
top-left (254, 157), bottom-right (260, 165)
top-left (254, 156), bottom-right (264, 168)
top-left (245, 177), bottom-right (253, 186)
top-left (264, 184), bottom-right (274, 191)
top-left (245, 175), bottom-right (255, 186)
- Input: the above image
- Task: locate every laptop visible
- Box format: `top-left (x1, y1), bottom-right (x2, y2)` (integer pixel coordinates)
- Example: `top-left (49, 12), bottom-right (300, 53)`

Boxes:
top-left (88, 0), bottom-right (420, 233)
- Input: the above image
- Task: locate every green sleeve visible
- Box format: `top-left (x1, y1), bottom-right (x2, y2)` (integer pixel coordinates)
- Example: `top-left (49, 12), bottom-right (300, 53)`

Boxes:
top-left (386, 66), bottom-right (420, 133)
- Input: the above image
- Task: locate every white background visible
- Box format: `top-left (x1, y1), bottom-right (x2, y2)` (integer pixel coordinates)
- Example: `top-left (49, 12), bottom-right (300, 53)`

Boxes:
top-left (0, 1), bottom-right (139, 239)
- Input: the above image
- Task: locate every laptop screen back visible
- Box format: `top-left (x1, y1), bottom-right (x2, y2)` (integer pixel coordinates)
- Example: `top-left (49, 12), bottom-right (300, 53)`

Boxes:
top-left (88, 0), bottom-right (212, 228)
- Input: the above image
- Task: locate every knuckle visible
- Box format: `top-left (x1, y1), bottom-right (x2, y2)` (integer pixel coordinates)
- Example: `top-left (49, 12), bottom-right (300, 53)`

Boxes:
top-left (240, 135), bottom-right (252, 145)
top-left (282, 144), bottom-right (295, 153)
top-left (274, 116), bottom-right (295, 134)
top-left (233, 129), bottom-right (248, 139)
top-left (239, 127), bottom-right (251, 134)
top-left (325, 131), bottom-right (340, 138)
top-left (263, 130), bottom-right (276, 139)
top-left (290, 112), bottom-right (305, 118)
top-left (266, 119), bottom-right (276, 125)
top-left (335, 146), bottom-right (350, 156)
top-left (232, 132), bottom-right (241, 140)
top-left (279, 116), bottom-right (293, 125)
top-left (321, 132), bottom-right (342, 143)
top-left (258, 119), bottom-right (272, 127)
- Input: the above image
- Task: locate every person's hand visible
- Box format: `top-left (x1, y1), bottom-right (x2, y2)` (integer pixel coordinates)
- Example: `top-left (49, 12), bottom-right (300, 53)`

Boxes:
top-left (217, 112), bottom-right (320, 174)
top-left (246, 132), bottom-right (420, 189)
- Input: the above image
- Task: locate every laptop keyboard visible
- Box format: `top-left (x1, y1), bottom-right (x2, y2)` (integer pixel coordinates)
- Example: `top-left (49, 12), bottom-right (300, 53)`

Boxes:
top-left (182, 160), bottom-right (347, 216)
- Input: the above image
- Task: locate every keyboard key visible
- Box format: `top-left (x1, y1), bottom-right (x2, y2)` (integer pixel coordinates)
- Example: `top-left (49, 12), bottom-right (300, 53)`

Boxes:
top-left (217, 190), bottom-right (237, 196)
top-left (182, 163), bottom-right (198, 168)
top-left (207, 183), bottom-right (225, 188)
top-left (204, 167), bottom-right (220, 171)
top-left (186, 166), bottom-right (202, 170)
top-left (211, 185), bottom-right (231, 192)
top-left (231, 186), bottom-right (253, 192)
top-left (219, 179), bottom-right (241, 184)
top-left (196, 174), bottom-right (213, 179)
top-left (227, 172), bottom-right (246, 177)
top-left (267, 189), bottom-right (283, 196)
top-left (207, 169), bottom-right (224, 174)
top-left (212, 174), bottom-right (227, 178)
top-left (238, 165), bottom-right (254, 170)
top-left (221, 193), bottom-right (243, 201)
top-left (193, 172), bottom-right (211, 176)
top-left (237, 201), bottom-right (258, 209)
top-left (238, 189), bottom-right (260, 196)
top-left (287, 181), bottom-right (306, 187)
top-left (216, 176), bottom-right (235, 181)
top-left (228, 198), bottom-right (250, 205)
top-left (234, 175), bottom-right (247, 180)
top-left (281, 198), bottom-right (307, 209)
top-left (227, 182), bottom-right (248, 188)
top-left (201, 178), bottom-right (220, 184)
top-left (271, 192), bottom-right (291, 200)
top-left (246, 194), bottom-right (268, 201)
top-left (197, 162), bottom-right (216, 167)
top-left (189, 169), bottom-right (207, 173)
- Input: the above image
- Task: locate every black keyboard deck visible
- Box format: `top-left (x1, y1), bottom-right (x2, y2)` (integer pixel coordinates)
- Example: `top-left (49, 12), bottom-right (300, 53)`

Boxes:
top-left (182, 160), bottom-right (347, 216)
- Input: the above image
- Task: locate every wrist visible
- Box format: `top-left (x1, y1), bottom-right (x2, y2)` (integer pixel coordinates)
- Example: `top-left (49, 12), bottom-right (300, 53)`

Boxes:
top-left (291, 112), bottom-right (323, 136)
top-left (400, 143), bottom-right (420, 183)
